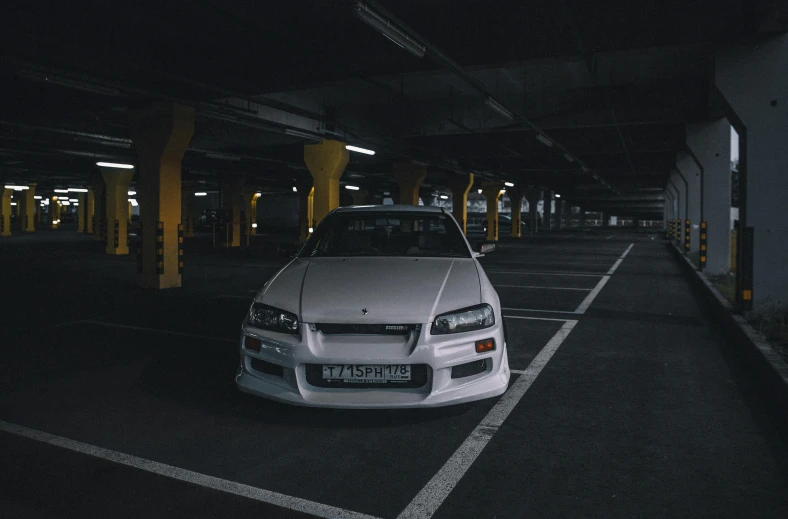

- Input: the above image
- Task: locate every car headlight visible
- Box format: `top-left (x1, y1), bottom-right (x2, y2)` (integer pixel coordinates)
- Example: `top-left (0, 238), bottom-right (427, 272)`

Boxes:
top-left (247, 303), bottom-right (299, 334)
top-left (431, 304), bottom-right (495, 335)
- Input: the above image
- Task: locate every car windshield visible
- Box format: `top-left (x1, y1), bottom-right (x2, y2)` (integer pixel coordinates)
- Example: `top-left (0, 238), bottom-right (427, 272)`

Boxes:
top-left (300, 212), bottom-right (471, 258)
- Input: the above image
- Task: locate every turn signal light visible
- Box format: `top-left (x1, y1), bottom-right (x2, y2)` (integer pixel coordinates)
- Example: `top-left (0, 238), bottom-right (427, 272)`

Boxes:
top-left (475, 338), bottom-right (495, 353)
top-left (245, 336), bottom-right (262, 352)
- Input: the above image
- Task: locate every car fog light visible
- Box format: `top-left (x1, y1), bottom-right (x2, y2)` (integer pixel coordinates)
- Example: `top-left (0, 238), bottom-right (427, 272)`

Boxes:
top-left (245, 336), bottom-right (262, 352)
top-left (475, 338), bottom-right (495, 353)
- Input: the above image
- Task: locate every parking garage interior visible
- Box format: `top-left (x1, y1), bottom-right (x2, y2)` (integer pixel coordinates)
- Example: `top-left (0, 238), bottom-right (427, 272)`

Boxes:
top-left (2, 1), bottom-right (788, 518)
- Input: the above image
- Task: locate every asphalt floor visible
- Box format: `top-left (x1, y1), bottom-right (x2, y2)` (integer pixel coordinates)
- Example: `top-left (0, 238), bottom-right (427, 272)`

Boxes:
top-left (1, 226), bottom-right (787, 518)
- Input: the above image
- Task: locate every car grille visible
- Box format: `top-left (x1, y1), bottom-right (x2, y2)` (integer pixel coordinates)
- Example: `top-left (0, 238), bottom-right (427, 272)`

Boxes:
top-left (305, 364), bottom-right (430, 388)
top-left (315, 323), bottom-right (416, 335)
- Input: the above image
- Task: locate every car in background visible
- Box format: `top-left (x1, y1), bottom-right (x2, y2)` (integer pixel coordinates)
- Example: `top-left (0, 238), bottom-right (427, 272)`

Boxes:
top-left (236, 205), bottom-right (510, 408)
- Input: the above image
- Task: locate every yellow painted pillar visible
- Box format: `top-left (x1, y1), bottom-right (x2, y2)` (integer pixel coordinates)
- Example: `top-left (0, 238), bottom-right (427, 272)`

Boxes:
top-left (101, 167), bottom-right (134, 254)
top-left (482, 182), bottom-right (505, 241)
top-left (85, 189), bottom-right (95, 234)
top-left (0, 188), bottom-right (11, 236)
top-left (297, 184), bottom-right (313, 241)
top-left (91, 181), bottom-right (106, 241)
top-left (507, 185), bottom-right (525, 238)
top-left (304, 140), bottom-right (349, 226)
top-left (221, 176), bottom-right (244, 247)
top-left (77, 193), bottom-right (87, 233)
top-left (182, 190), bottom-right (196, 238)
top-left (447, 173), bottom-right (474, 234)
top-left (393, 162), bottom-right (427, 205)
top-left (21, 184), bottom-right (36, 232)
top-left (243, 191), bottom-right (258, 235)
top-left (50, 197), bottom-right (61, 229)
top-left (130, 102), bottom-right (195, 289)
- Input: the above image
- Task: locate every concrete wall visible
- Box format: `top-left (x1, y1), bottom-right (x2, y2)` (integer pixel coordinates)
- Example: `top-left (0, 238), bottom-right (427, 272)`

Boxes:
top-left (676, 152), bottom-right (702, 254)
top-left (716, 34), bottom-right (788, 307)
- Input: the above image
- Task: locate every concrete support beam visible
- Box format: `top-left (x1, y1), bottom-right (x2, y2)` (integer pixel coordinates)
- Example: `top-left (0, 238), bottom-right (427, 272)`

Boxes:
top-left (393, 162), bottom-right (427, 206)
top-left (221, 176), bottom-right (244, 248)
top-left (687, 120), bottom-right (731, 275)
top-left (543, 190), bottom-right (553, 233)
top-left (447, 173), bottom-right (474, 234)
top-left (507, 185), bottom-right (525, 238)
top-left (0, 188), bottom-right (11, 236)
top-left (481, 182), bottom-right (505, 241)
top-left (101, 167), bottom-right (134, 255)
top-left (130, 102), bottom-right (195, 289)
top-left (50, 196), bottom-right (61, 229)
top-left (526, 187), bottom-right (541, 235)
top-left (304, 139), bottom-right (349, 225)
top-left (20, 184), bottom-right (36, 232)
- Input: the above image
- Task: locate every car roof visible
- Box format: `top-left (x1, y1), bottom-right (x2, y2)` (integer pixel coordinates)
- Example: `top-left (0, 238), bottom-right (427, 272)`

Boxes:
top-left (332, 205), bottom-right (445, 214)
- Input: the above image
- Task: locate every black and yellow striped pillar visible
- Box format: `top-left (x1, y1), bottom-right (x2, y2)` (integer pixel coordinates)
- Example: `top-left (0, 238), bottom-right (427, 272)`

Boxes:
top-left (177, 224), bottom-right (184, 274)
top-left (155, 222), bottom-right (164, 275)
top-left (684, 219), bottom-right (690, 252)
top-left (676, 219), bottom-right (681, 245)
top-left (699, 221), bottom-right (707, 269)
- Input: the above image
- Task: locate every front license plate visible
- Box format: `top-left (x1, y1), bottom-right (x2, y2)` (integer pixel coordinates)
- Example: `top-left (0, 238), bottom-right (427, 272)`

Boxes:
top-left (322, 364), bottom-right (411, 382)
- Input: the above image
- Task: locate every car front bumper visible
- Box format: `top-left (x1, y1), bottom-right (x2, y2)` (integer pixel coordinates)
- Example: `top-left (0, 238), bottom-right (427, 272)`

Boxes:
top-left (235, 322), bottom-right (509, 408)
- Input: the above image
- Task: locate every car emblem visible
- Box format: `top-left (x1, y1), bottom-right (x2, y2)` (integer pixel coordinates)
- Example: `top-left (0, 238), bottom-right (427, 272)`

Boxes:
top-left (362, 308), bottom-right (368, 315)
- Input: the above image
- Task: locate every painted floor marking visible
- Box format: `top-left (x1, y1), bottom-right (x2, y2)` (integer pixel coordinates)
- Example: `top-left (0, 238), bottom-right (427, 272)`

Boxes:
top-left (494, 284), bottom-right (592, 291)
top-left (396, 320), bottom-right (578, 519)
top-left (573, 243), bottom-right (633, 314)
top-left (0, 420), bottom-right (382, 519)
top-left (56, 320), bottom-right (236, 344)
top-left (502, 307), bottom-right (580, 315)
top-left (502, 315), bottom-right (573, 322)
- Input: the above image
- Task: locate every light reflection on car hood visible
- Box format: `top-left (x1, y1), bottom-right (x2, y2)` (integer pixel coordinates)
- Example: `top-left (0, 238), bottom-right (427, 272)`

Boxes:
top-left (259, 257), bottom-right (481, 324)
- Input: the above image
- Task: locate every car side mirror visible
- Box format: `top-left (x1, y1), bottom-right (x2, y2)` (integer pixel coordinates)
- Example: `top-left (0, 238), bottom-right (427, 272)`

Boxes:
top-left (480, 243), bottom-right (496, 254)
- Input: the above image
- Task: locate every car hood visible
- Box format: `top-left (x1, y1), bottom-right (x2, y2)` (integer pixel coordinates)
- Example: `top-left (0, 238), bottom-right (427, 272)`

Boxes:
top-left (259, 257), bottom-right (481, 324)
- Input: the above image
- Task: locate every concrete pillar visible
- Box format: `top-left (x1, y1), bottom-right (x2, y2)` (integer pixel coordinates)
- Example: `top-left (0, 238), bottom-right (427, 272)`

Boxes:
top-left (507, 185), bottom-right (525, 238)
top-left (687, 119), bottom-right (731, 275)
top-left (50, 197), bottom-right (61, 229)
top-left (543, 190), bottom-right (553, 233)
top-left (481, 182), bottom-right (505, 241)
top-left (393, 162), bottom-right (426, 205)
top-left (182, 190), bottom-right (196, 238)
top-left (85, 188), bottom-right (95, 235)
top-left (555, 198), bottom-right (563, 231)
top-left (242, 191), bottom-right (258, 236)
top-left (101, 167), bottom-right (134, 255)
top-left (20, 184), bottom-right (36, 232)
top-left (447, 173), bottom-right (474, 234)
top-left (668, 171), bottom-right (686, 246)
top-left (296, 183), bottom-right (313, 241)
top-left (91, 181), bottom-right (106, 242)
top-left (676, 153), bottom-right (701, 253)
top-left (0, 188), bottom-right (11, 236)
top-left (129, 101), bottom-right (195, 290)
top-left (221, 176), bottom-right (244, 248)
top-left (76, 193), bottom-right (86, 232)
top-left (526, 187), bottom-right (541, 235)
top-left (304, 139), bottom-right (349, 226)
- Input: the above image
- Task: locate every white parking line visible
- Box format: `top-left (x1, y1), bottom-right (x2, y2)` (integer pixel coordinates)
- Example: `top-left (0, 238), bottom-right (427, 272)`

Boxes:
top-left (605, 243), bottom-right (634, 275)
top-left (502, 307), bottom-right (580, 314)
top-left (503, 315), bottom-right (573, 322)
top-left (494, 284), bottom-right (592, 291)
top-left (56, 320), bottom-right (237, 344)
top-left (0, 420), bottom-right (382, 519)
top-left (396, 320), bottom-right (578, 519)
top-left (573, 276), bottom-right (610, 314)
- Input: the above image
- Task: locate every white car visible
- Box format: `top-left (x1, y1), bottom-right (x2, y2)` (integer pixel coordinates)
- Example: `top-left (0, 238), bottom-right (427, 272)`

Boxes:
top-left (235, 205), bottom-right (510, 408)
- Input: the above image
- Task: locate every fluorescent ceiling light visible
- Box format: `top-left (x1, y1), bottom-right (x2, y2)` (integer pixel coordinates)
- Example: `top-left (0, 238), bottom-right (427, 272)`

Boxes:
top-left (308, 227), bottom-right (314, 233)
top-left (536, 134), bottom-right (553, 147)
top-left (34, 195), bottom-right (42, 200)
top-left (256, 192), bottom-right (262, 197)
top-left (4, 185), bottom-right (29, 191)
top-left (54, 189), bottom-right (69, 193)
top-left (477, 188), bottom-right (482, 194)
top-left (74, 202), bottom-right (79, 206)
top-left (61, 201), bottom-right (70, 206)
top-left (345, 145), bottom-right (375, 155)
top-left (69, 198), bottom-right (78, 202)
top-left (205, 152), bottom-right (241, 162)
top-left (96, 162), bottom-right (134, 169)
top-left (128, 190), bottom-right (136, 196)
top-left (10, 202), bottom-right (17, 206)
top-left (44, 199), bottom-right (50, 205)
top-left (485, 97), bottom-right (514, 120)
top-left (251, 223), bottom-right (258, 228)
top-left (68, 188), bottom-right (88, 192)
top-left (129, 199), bottom-right (138, 207)
top-left (563, 153), bottom-right (574, 163)
top-left (194, 192), bottom-right (207, 197)
top-left (440, 195), bottom-right (449, 199)
top-left (555, 194), bottom-right (561, 198)
top-left (345, 185), bottom-right (360, 191)
top-left (292, 186), bottom-right (298, 192)
top-left (353, 2), bottom-right (426, 58)
top-left (504, 182), bottom-right (514, 187)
